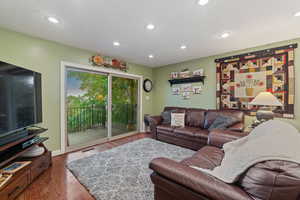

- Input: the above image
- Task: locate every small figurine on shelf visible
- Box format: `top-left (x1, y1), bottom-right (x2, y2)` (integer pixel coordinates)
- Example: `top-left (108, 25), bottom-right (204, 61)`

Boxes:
top-left (104, 56), bottom-right (112, 67)
top-left (120, 61), bottom-right (128, 72)
top-left (179, 68), bottom-right (191, 78)
top-left (112, 59), bottom-right (121, 68)
top-left (193, 69), bottom-right (204, 76)
top-left (170, 72), bottom-right (179, 79)
top-left (112, 59), bottom-right (128, 72)
top-left (103, 56), bottom-right (112, 66)
top-left (90, 55), bottom-right (104, 66)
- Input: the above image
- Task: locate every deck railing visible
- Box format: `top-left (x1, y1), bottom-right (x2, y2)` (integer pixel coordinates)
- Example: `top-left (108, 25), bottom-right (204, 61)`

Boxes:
top-left (67, 104), bottom-right (137, 133)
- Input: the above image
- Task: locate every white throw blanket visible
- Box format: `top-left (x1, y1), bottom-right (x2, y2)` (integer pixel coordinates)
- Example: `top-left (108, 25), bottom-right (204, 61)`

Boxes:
top-left (192, 120), bottom-right (300, 183)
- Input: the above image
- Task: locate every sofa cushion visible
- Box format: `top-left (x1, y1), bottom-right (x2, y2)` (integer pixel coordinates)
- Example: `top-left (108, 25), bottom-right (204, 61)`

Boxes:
top-left (157, 124), bottom-right (175, 132)
top-left (161, 110), bottom-right (172, 124)
top-left (208, 115), bottom-right (239, 131)
top-left (174, 127), bottom-right (209, 141)
top-left (161, 109), bottom-right (181, 124)
top-left (171, 113), bottom-right (185, 127)
top-left (193, 129), bottom-right (209, 140)
top-left (181, 146), bottom-right (224, 170)
top-left (157, 130), bottom-right (175, 137)
top-left (174, 127), bottom-right (196, 137)
top-left (186, 109), bottom-right (206, 128)
top-left (238, 160), bottom-right (300, 200)
top-left (204, 110), bottom-right (243, 129)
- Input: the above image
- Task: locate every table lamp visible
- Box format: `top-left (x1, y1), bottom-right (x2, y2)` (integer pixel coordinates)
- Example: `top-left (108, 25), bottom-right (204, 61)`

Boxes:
top-left (249, 92), bottom-right (283, 121)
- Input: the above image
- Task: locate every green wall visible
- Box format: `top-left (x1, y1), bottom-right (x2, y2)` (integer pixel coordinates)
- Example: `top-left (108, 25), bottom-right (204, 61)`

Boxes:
top-left (1, 26), bottom-right (299, 151)
top-left (153, 38), bottom-right (300, 130)
top-left (0, 28), bottom-right (154, 151)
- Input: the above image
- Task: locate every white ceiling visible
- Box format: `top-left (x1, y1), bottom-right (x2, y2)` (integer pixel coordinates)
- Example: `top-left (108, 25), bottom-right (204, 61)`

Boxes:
top-left (0, 0), bottom-right (300, 67)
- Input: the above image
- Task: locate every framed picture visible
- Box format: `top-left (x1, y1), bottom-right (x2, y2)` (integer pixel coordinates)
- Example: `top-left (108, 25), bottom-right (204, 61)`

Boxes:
top-left (193, 86), bottom-right (202, 94)
top-left (172, 87), bottom-right (180, 95)
top-left (182, 84), bottom-right (192, 92)
top-left (182, 92), bottom-right (191, 100)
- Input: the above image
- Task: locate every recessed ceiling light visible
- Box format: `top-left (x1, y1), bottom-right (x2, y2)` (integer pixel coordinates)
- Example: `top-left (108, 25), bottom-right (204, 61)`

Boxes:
top-left (148, 54), bottom-right (154, 59)
top-left (113, 41), bottom-right (120, 46)
top-left (197, 0), bottom-right (209, 6)
top-left (221, 32), bottom-right (230, 38)
top-left (47, 17), bottom-right (59, 24)
top-left (146, 24), bottom-right (155, 30)
top-left (180, 45), bottom-right (187, 50)
top-left (294, 11), bottom-right (300, 17)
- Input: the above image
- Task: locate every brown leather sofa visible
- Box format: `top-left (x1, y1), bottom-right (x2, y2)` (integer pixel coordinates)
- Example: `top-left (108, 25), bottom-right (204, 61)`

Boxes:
top-left (150, 130), bottom-right (300, 200)
top-left (149, 107), bottom-right (244, 150)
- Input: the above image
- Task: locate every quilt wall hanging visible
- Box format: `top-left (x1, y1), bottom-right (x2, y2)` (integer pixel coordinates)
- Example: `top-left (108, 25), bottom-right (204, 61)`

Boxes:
top-left (215, 44), bottom-right (297, 119)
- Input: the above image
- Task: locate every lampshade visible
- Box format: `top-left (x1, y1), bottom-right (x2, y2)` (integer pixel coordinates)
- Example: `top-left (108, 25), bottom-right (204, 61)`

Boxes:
top-left (249, 92), bottom-right (283, 106)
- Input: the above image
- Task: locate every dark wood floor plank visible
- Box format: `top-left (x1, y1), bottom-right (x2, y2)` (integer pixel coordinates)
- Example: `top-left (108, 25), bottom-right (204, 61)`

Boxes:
top-left (17, 133), bottom-right (152, 200)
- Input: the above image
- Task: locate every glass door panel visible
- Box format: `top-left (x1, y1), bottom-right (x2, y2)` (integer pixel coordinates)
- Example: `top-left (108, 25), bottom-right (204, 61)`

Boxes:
top-left (111, 76), bottom-right (138, 137)
top-left (66, 68), bottom-right (108, 147)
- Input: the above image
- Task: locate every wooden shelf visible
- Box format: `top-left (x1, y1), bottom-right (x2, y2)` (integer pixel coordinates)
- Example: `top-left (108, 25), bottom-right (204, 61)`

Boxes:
top-left (168, 76), bottom-right (206, 86)
top-left (0, 137), bottom-right (48, 168)
top-left (0, 128), bottom-right (47, 152)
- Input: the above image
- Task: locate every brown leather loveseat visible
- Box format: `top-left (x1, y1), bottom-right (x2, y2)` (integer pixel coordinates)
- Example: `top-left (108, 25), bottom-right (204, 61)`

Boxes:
top-left (150, 130), bottom-right (300, 200)
top-left (149, 107), bottom-right (244, 150)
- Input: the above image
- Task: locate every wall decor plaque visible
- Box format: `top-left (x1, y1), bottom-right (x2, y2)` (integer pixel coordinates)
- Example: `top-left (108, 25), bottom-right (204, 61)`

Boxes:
top-left (89, 55), bottom-right (127, 71)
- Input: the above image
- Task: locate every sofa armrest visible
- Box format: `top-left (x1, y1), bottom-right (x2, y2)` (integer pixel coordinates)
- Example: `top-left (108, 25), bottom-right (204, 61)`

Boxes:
top-left (148, 115), bottom-right (162, 139)
top-left (149, 115), bottom-right (162, 125)
top-left (150, 158), bottom-right (252, 200)
top-left (228, 122), bottom-right (244, 132)
top-left (208, 129), bottom-right (248, 148)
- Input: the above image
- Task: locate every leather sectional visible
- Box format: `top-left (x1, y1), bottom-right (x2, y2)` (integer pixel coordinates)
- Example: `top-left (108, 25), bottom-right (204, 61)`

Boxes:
top-left (149, 107), bottom-right (244, 150)
top-left (150, 129), bottom-right (300, 200)
top-left (149, 107), bottom-right (300, 200)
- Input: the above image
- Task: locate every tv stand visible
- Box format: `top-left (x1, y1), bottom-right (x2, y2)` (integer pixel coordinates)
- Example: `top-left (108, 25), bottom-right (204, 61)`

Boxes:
top-left (0, 129), bottom-right (29, 146)
top-left (0, 128), bottom-right (52, 200)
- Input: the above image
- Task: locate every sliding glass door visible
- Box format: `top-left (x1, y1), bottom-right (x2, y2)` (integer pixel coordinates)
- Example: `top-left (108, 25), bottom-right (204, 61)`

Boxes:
top-left (112, 76), bottom-right (138, 137)
top-left (64, 66), bottom-right (140, 150)
top-left (66, 68), bottom-right (108, 147)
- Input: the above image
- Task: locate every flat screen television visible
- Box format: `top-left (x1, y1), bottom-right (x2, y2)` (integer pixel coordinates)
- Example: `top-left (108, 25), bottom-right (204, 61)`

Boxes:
top-left (0, 61), bottom-right (42, 139)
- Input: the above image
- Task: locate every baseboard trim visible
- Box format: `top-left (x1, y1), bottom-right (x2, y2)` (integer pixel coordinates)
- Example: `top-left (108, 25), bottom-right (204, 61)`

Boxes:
top-left (52, 150), bottom-right (63, 157)
top-left (51, 132), bottom-right (148, 157)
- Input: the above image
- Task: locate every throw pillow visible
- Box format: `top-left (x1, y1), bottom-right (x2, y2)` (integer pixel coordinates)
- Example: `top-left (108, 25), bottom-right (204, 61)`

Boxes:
top-left (208, 115), bottom-right (238, 131)
top-left (161, 111), bottom-right (172, 124)
top-left (186, 111), bottom-right (205, 128)
top-left (171, 113), bottom-right (185, 127)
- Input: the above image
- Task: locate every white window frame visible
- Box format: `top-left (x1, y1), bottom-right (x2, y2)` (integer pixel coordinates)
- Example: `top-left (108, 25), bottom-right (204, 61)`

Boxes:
top-left (60, 61), bottom-right (143, 153)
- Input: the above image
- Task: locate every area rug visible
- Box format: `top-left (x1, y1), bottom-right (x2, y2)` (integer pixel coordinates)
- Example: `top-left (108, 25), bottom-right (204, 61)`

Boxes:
top-left (67, 138), bottom-right (195, 200)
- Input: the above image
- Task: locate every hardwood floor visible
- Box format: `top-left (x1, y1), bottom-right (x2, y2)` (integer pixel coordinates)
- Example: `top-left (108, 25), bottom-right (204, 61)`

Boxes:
top-left (16, 133), bottom-right (152, 200)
